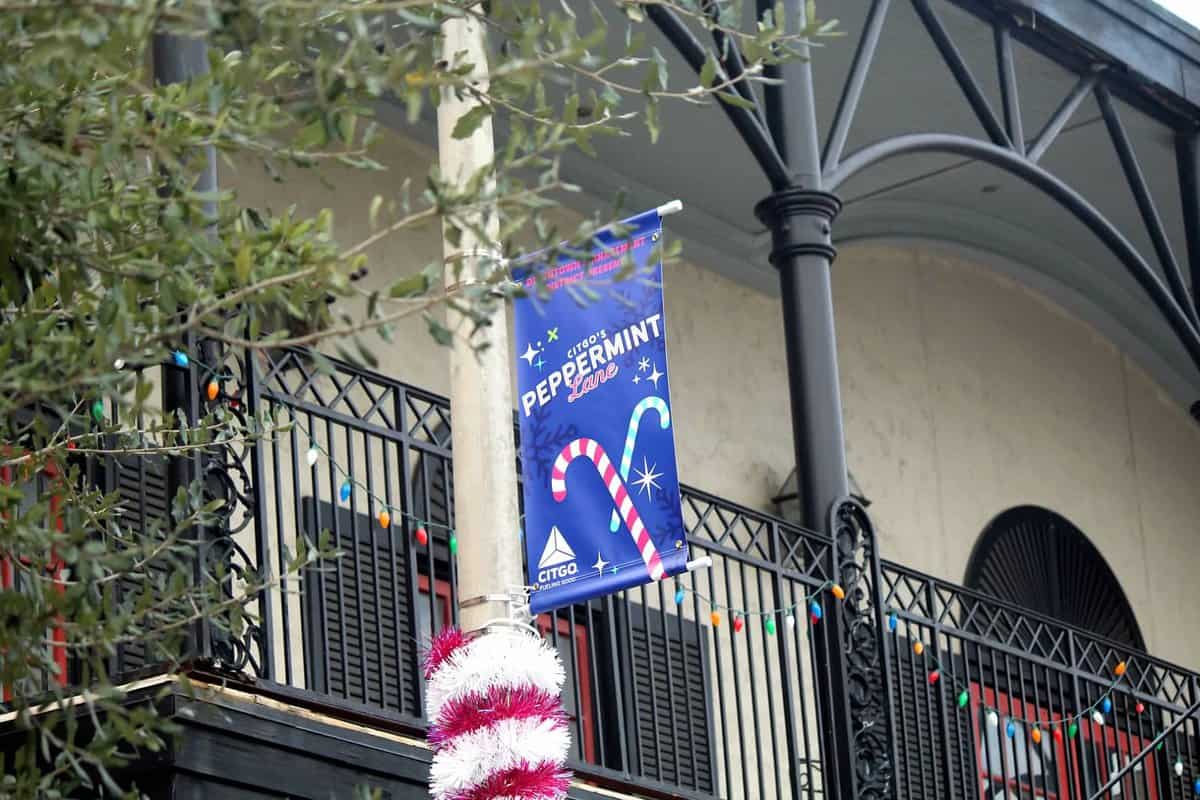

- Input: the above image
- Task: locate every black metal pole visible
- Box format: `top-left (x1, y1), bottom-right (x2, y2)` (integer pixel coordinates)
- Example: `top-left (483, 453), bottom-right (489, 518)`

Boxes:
top-left (152, 36), bottom-right (218, 217)
top-left (755, 191), bottom-right (848, 532)
top-left (153, 33), bottom-right (221, 663)
top-left (754, 0), bottom-right (848, 533)
top-left (152, 32), bottom-right (216, 428)
top-left (755, 2), bottom-right (856, 798)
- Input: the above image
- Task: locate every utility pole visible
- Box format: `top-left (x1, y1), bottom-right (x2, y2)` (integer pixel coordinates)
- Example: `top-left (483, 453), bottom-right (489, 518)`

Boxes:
top-left (436, 13), bottom-right (525, 630)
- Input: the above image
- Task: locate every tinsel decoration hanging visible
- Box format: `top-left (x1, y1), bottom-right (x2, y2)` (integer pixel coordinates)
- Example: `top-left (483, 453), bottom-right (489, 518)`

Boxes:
top-left (424, 626), bottom-right (572, 800)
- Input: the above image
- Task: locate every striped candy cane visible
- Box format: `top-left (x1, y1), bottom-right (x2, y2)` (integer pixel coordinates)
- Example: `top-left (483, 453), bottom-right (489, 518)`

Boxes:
top-left (610, 397), bottom-right (671, 532)
top-left (551, 438), bottom-right (665, 581)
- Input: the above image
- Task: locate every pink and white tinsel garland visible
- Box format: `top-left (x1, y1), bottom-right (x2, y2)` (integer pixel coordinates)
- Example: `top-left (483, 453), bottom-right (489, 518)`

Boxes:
top-left (424, 627), bottom-right (572, 800)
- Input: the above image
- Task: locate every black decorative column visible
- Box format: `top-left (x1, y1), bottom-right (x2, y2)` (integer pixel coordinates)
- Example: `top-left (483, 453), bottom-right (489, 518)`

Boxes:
top-left (753, 0), bottom-right (849, 534)
top-left (753, 2), bottom-right (894, 798)
top-left (152, 33), bottom-right (230, 666)
top-left (753, 189), bottom-right (848, 533)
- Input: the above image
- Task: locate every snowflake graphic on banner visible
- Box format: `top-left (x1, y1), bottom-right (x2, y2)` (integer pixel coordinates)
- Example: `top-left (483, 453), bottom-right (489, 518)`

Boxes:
top-left (654, 485), bottom-right (686, 544)
top-left (521, 404), bottom-right (581, 485)
top-left (614, 285), bottom-right (668, 370)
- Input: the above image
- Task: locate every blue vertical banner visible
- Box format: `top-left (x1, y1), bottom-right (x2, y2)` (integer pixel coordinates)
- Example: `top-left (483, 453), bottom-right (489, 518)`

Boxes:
top-left (515, 208), bottom-right (689, 613)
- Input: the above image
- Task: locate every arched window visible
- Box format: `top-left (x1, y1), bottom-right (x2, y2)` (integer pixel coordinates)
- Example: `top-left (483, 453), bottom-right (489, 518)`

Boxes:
top-left (965, 505), bottom-right (1145, 651)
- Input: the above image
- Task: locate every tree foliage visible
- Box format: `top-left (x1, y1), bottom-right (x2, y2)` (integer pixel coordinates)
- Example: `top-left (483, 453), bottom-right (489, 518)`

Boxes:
top-left (0, 0), bottom-right (829, 794)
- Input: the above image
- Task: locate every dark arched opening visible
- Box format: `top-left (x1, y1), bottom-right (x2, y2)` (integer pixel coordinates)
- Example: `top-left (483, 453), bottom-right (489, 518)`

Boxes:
top-left (965, 505), bottom-right (1145, 651)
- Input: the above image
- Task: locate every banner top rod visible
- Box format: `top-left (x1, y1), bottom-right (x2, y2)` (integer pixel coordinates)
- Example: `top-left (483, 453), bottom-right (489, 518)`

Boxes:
top-left (657, 199), bottom-right (683, 217)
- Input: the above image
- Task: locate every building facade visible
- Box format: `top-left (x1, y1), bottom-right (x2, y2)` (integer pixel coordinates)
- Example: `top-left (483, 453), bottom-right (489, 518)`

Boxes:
top-left (13, 0), bottom-right (1200, 798)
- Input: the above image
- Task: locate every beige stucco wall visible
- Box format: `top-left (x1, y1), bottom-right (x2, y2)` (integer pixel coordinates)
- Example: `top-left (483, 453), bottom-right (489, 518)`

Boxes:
top-left (224, 130), bottom-right (1200, 673)
top-left (835, 244), bottom-right (1200, 670)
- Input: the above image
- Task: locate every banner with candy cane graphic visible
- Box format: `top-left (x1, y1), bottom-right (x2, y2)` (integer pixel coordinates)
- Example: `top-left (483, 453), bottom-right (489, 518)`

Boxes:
top-left (514, 205), bottom-right (689, 613)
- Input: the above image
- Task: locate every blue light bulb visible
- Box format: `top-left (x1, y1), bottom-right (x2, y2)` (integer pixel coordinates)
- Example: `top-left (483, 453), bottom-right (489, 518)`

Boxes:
top-left (809, 601), bottom-right (822, 620)
top-left (339, 480), bottom-right (351, 503)
top-left (674, 588), bottom-right (685, 605)
top-left (172, 350), bottom-right (189, 367)
top-left (1006, 720), bottom-right (1016, 739)
top-left (887, 612), bottom-right (898, 632)
top-left (1101, 697), bottom-right (1112, 714)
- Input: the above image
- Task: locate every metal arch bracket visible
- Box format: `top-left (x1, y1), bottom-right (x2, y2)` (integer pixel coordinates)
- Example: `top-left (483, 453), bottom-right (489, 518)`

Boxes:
top-left (643, 4), bottom-right (789, 189)
top-left (824, 132), bottom-right (1200, 386)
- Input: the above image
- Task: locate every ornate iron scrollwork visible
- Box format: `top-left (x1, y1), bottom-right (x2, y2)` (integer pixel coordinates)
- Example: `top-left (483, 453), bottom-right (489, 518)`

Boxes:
top-left (829, 497), bottom-right (895, 800)
top-left (196, 343), bottom-right (265, 677)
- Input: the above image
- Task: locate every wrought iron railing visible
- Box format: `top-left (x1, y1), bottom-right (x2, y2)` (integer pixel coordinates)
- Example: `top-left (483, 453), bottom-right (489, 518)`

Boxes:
top-left (92, 348), bottom-right (841, 800)
top-left (882, 561), bottom-right (1200, 800)
top-left (81, 347), bottom-right (1200, 800)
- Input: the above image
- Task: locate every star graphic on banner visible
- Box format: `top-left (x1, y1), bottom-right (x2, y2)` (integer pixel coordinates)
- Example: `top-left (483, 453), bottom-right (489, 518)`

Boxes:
top-left (534, 356), bottom-right (546, 371)
top-left (638, 357), bottom-right (650, 372)
top-left (592, 552), bottom-right (609, 574)
top-left (632, 457), bottom-right (663, 497)
top-left (520, 343), bottom-right (540, 365)
top-left (547, 327), bottom-right (559, 342)
top-left (647, 365), bottom-right (664, 387)
top-left (632, 375), bottom-right (640, 385)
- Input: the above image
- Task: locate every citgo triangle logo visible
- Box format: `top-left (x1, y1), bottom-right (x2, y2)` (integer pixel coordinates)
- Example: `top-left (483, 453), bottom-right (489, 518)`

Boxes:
top-left (538, 526), bottom-right (575, 568)
top-left (537, 526), bottom-right (578, 583)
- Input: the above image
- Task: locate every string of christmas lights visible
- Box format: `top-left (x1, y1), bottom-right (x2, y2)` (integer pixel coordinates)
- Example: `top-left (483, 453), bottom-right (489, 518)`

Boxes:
top-left (672, 579), bottom-right (845, 634)
top-left (108, 349), bottom-right (459, 550)
top-left (884, 607), bottom-right (1191, 780)
top-left (99, 350), bottom-right (1200, 795)
top-left (157, 348), bottom-right (852, 631)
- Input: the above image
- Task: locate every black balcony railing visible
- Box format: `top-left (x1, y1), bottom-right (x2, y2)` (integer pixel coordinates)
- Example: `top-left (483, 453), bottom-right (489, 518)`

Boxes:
top-left (881, 561), bottom-right (1200, 800)
top-left (79, 347), bottom-right (1200, 800)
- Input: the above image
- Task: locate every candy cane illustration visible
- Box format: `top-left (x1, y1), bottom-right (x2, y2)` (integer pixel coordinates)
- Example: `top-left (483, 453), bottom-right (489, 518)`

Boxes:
top-left (610, 397), bottom-right (670, 532)
top-left (551, 437), bottom-right (665, 580)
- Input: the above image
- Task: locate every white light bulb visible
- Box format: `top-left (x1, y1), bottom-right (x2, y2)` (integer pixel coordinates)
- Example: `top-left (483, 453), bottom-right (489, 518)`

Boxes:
top-left (785, 613), bottom-right (796, 629)
top-left (306, 446), bottom-right (320, 467)
top-left (1176, 760), bottom-right (1184, 778)
top-left (113, 358), bottom-right (125, 370)
top-left (986, 710), bottom-right (999, 728)
top-left (1091, 710), bottom-right (1105, 726)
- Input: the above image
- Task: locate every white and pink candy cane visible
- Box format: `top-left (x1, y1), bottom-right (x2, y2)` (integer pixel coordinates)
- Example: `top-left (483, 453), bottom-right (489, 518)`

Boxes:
top-left (610, 396), bottom-right (670, 533)
top-left (551, 437), bottom-right (665, 581)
